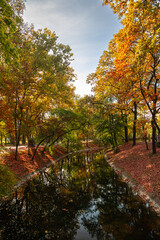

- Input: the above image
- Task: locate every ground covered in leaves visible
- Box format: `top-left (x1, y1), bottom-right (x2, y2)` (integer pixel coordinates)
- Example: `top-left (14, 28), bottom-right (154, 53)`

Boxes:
top-left (0, 143), bottom-right (99, 180)
top-left (108, 142), bottom-right (160, 200)
top-left (0, 145), bottom-right (67, 180)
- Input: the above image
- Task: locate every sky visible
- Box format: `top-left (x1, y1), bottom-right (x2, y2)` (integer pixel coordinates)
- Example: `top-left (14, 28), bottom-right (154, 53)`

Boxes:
top-left (23, 0), bottom-right (122, 96)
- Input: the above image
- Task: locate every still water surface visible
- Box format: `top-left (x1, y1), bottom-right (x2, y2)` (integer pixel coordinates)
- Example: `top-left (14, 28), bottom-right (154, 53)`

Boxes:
top-left (0, 152), bottom-right (160, 239)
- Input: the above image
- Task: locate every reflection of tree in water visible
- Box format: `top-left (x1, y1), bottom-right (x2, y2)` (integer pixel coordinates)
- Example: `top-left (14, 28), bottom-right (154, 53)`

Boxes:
top-left (0, 154), bottom-right (94, 240)
top-left (81, 157), bottom-right (160, 239)
top-left (0, 153), bottom-right (160, 240)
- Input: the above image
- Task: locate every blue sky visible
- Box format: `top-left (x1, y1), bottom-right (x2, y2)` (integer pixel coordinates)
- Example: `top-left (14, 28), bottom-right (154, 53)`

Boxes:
top-left (23, 0), bottom-right (121, 96)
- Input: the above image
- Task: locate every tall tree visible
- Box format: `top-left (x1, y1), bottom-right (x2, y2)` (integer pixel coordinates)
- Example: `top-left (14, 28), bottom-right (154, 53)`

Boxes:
top-left (0, 26), bottom-right (76, 159)
top-left (102, 0), bottom-right (160, 153)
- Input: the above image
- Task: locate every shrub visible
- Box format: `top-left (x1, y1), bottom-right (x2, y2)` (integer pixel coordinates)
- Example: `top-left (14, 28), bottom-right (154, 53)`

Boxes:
top-left (0, 165), bottom-right (18, 198)
top-left (157, 142), bottom-right (160, 148)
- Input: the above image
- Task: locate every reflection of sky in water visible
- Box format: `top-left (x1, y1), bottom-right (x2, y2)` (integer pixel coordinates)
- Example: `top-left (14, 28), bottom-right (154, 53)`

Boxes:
top-left (76, 224), bottom-right (97, 240)
top-left (76, 201), bottom-right (99, 240)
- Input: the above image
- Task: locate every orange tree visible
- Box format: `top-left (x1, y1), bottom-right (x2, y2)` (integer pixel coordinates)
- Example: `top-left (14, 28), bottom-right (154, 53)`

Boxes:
top-left (87, 48), bottom-right (141, 147)
top-left (102, 0), bottom-right (160, 153)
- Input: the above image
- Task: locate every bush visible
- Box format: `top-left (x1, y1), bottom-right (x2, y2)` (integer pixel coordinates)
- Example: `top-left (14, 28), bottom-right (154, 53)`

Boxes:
top-left (0, 165), bottom-right (18, 198)
top-left (157, 142), bottom-right (160, 148)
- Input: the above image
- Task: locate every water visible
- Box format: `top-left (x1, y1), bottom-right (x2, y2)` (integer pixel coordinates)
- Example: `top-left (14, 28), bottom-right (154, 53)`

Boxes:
top-left (0, 152), bottom-right (160, 239)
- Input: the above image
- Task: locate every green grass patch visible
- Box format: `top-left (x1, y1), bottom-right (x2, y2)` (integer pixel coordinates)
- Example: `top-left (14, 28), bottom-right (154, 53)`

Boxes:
top-left (0, 164), bottom-right (18, 198)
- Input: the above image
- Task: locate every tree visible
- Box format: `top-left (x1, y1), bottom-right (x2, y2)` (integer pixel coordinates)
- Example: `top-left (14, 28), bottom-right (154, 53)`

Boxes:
top-left (0, 0), bottom-right (25, 62)
top-left (31, 108), bottom-right (82, 161)
top-left (0, 26), bottom-right (76, 159)
top-left (102, 0), bottom-right (160, 153)
top-left (87, 49), bottom-right (139, 146)
top-left (94, 103), bottom-right (124, 151)
top-left (75, 95), bottom-right (96, 147)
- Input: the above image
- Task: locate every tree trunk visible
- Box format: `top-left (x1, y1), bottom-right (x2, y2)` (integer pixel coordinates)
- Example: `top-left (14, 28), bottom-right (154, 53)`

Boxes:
top-left (122, 112), bottom-right (129, 143)
top-left (113, 132), bottom-right (119, 153)
top-left (124, 116), bottom-right (128, 143)
top-left (132, 102), bottom-right (137, 146)
top-left (114, 132), bottom-right (118, 148)
top-left (15, 142), bottom-right (19, 160)
top-left (1, 134), bottom-right (2, 146)
top-left (142, 125), bottom-right (149, 150)
top-left (145, 136), bottom-right (149, 150)
top-left (22, 134), bottom-right (26, 145)
top-left (151, 114), bottom-right (156, 154)
top-left (27, 135), bottom-right (32, 156)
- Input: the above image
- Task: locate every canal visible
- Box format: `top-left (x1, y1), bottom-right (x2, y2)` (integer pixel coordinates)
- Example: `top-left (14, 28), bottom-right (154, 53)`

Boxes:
top-left (0, 152), bottom-right (160, 239)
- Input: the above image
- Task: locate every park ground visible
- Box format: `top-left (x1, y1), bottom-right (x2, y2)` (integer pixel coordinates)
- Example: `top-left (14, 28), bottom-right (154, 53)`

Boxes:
top-left (0, 141), bottom-right (160, 215)
top-left (107, 141), bottom-right (160, 215)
